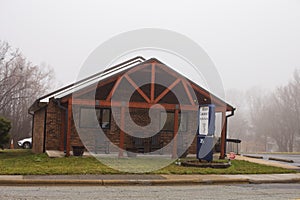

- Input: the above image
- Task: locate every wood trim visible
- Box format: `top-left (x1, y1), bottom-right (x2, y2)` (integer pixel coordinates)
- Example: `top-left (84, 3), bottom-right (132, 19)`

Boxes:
top-left (157, 62), bottom-right (233, 111)
top-left (156, 63), bottom-right (180, 79)
top-left (124, 74), bottom-right (151, 103)
top-left (172, 107), bottom-right (179, 158)
top-left (154, 78), bottom-right (181, 104)
top-left (150, 63), bottom-right (155, 103)
top-left (61, 61), bottom-right (233, 111)
top-left (106, 76), bottom-right (123, 101)
top-left (119, 104), bottom-right (125, 158)
top-left (181, 79), bottom-right (195, 106)
top-left (71, 75), bottom-right (120, 99)
top-left (72, 99), bottom-right (226, 112)
top-left (191, 83), bottom-right (227, 109)
top-left (127, 63), bottom-right (150, 75)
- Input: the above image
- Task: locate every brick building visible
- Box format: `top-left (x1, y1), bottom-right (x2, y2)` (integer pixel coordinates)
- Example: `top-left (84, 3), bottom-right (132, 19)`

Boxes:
top-left (29, 57), bottom-right (235, 158)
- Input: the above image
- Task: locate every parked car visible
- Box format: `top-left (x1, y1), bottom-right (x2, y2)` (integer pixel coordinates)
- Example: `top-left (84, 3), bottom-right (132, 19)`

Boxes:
top-left (17, 137), bottom-right (32, 149)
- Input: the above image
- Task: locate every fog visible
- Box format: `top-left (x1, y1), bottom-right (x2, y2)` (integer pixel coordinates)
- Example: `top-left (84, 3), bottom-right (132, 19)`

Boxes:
top-left (1, 0), bottom-right (300, 92)
top-left (1, 0), bottom-right (300, 152)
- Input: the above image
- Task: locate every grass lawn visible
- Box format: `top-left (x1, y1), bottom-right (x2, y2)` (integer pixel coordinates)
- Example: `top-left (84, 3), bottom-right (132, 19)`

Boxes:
top-left (0, 150), bottom-right (296, 175)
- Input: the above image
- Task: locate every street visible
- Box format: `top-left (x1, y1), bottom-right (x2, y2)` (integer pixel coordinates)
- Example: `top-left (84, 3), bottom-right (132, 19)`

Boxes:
top-left (0, 184), bottom-right (299, 200)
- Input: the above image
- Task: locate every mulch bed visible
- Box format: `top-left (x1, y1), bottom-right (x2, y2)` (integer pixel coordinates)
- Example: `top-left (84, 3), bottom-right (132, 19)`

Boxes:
top-left (181, 160), bottom-right (231, 168)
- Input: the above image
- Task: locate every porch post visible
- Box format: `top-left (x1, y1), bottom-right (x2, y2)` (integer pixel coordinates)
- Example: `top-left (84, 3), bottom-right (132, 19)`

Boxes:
top-left (66, 98), bottom-right (72, 156)
top-left (119, 102), bottom-right (125, 157)
top-left (150, 63), bottom-right (155, 103)
top-left (172, 105), bottom-right (179, 158)
top-left (220, 111), bottom-right (227, 159)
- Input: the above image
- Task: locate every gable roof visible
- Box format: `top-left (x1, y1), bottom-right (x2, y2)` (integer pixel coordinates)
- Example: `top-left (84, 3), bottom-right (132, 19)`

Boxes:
top-left (29, 56), bottom-right (146, 112)
top-left (29, 57), bottom-right (234, 112)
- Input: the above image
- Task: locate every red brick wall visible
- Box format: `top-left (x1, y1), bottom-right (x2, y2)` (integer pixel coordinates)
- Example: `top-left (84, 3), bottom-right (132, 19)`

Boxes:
top-left (45, 99), bottom-right (63, 150)
top-left (32, 108), bottom-right (46, 153)
top-left (35, 101), bottom-right (200, 154)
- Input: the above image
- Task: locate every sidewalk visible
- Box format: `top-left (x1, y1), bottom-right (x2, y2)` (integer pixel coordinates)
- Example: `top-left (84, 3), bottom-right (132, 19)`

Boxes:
top-left (0, 173), bottom-right (300, 186)
top-left (235, 155), bottom-right (300, 171)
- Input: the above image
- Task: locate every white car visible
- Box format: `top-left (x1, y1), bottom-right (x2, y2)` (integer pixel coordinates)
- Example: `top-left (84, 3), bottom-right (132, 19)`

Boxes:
top-left (17, 137), bottom-right (32, 149)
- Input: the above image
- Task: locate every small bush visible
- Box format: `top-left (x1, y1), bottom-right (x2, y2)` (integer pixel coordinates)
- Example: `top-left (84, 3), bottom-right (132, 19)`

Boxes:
top-left (0, 117), bottom-right (11, 149)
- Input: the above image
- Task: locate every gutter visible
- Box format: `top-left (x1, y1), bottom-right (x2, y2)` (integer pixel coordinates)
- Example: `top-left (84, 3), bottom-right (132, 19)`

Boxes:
top-left (43, 107), bottom-right (47, 152)
top-left (226, 108), bottom-right (235, 118)
top-left (224, 108), bottom-right (236, 156)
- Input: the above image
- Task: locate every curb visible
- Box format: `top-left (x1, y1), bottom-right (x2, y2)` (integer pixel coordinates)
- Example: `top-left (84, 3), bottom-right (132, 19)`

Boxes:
top-left (1, 178), bottom-right (300, 186)
top-left (243, 155), bottom-right (264, 159)
top-left (268, 157), bottom-right (294, 163)
top-left (0, 179), bottom-right (104, 186)
top-left (248, 178), bottom-right (300, 184)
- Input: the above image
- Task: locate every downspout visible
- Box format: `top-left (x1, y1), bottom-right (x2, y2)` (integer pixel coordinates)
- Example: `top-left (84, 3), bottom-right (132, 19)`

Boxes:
top-left (53, 98), bottom-right (68, 154)
top-left (28, 110), bottom-right (34, 150)
top-left (224, 108), bottom-right (236, 156)
top-left (43, 107), bottom-right (47, 152)
top-left (28, 110), bottom-right (34, 139)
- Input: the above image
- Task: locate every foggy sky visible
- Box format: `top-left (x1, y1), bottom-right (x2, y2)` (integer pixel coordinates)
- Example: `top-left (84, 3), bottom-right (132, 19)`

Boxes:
top-left (1, 0), bottom-right (300, 92)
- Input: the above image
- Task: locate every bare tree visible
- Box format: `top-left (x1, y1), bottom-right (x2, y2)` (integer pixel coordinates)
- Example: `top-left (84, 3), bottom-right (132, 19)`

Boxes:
top-left (0, 40), bottom-right (55, 144)
top-left (226, 69), bottom-right (300, 153)
top-left (292, 70), bottom-right (300, 151)
top-left (226, 89), bottom-right (250, 139)
top-left (244, 70), bottom-right (300, 152)
top-left (245, 87), bottom-right (273, 152)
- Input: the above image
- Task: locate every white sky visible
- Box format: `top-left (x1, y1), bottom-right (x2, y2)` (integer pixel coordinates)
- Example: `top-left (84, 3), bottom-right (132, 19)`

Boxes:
top-left (1, 0), bottom-right (300, 93)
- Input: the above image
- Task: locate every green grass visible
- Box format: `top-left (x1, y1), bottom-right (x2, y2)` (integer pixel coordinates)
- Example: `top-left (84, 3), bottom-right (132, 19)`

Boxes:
top-left (0, 150), bottom-right (295, 175)
top-left (156, 159), bottom-right (295, 175)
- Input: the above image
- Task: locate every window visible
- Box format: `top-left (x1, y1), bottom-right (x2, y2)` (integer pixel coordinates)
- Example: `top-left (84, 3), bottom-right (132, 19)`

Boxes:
top-left (160, 112), bottom-right (174, 131)
top-left (160, 112), bottom-right (188, 132)
top-left (80, 108), bottom-right (99, 128)
top-left (179, 113), bottom-right (188, 132)
top-left (80, 107), bottom-right (111, 129)
top-left (100, 108), bottom-right (111, 129)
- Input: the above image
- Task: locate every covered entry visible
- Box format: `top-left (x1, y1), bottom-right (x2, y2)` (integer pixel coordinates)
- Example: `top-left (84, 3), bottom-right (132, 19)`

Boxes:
top-left (29, 57), bottom-right (235, 159)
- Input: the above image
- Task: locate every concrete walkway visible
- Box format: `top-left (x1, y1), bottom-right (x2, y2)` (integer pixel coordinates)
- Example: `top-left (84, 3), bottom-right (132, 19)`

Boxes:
top-left (0, 173), bottom-right (300, 186)
top-left (235, 155), bottom-right (300, 171)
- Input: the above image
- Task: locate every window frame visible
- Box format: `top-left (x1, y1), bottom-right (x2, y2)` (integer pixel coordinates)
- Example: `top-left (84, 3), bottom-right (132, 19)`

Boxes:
top-left (79, 107), bottom-right (111, 129)
top-left (160, 111), bottom-right (188, 132)
top-left (99, 107), bottom-right (111, 129)
top-left (178, 112), bottom-right (188, 132)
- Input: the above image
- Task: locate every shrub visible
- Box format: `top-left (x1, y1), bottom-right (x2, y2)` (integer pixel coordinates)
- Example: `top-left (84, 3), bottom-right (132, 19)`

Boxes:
top-left (0, 117), bottom-right (11, 149)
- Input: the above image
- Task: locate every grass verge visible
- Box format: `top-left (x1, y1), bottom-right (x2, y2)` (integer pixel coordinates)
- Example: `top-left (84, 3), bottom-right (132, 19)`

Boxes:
top-left (0, 150), bottom-right (295, 175)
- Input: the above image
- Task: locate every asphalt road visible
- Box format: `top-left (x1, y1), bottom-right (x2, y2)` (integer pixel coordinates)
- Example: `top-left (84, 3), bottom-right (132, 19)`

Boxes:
top-left (0, 184), bottom-right (299, 200)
